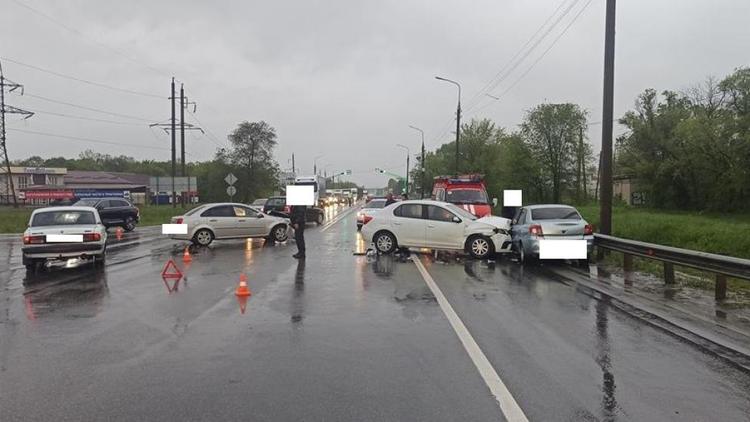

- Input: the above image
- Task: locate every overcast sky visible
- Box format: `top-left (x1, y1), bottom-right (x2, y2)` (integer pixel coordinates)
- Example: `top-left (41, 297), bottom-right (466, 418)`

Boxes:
top-left (1, 0), bottom-right (748, 187)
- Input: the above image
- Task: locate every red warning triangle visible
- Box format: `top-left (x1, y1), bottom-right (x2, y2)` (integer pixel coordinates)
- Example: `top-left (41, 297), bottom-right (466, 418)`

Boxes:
top-left (161, 258), bottom-right (183, 279)
top-left (162, 277), bottom-right (182, 293)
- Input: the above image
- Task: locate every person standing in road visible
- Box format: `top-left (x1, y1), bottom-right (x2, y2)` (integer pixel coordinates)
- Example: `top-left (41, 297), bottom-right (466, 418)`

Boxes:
top-left (385, 193), bottom-right (396, 206)
top-left (291, 205), bottom-right (306, 259)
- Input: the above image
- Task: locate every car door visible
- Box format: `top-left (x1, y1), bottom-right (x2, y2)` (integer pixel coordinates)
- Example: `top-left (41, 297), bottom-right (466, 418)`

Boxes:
top-left (426, 205), bottom-right (466, 249)
top-left (96, 200), bottom-right (116, 224)
top-left (110, 199), bottom-right (129, 223)
top-left (231, 205), bottom-right (266, 237)
top-left (510, 207), bottom-right (529, 248)
top-left (200, 205), bottom-right (236, 238)
top-left (390, 203), bottom-right (426, 247)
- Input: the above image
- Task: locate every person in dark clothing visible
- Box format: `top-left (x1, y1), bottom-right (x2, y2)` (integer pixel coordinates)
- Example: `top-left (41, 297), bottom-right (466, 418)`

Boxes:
top-left (291, 205), bottom-right (307, 259)
top-left (384, 193), bottom-right (396, 206)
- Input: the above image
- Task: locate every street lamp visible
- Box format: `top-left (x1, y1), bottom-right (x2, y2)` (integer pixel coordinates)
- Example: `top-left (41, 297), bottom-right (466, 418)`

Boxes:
top-left (313, 154), bottom-right (324, 175)
top-left (396, 144), bottom-right (410, 196)
top-left (435, 76), bottom-right (462, 175)
top-left (409, 125), bottom-right (425, 198)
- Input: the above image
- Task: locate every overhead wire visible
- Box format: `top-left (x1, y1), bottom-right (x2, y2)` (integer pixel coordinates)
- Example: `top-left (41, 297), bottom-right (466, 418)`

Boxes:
top-left (22, 93), bottom-right (156, 122)
top-left (0, 57), bottom-right (164, 99)
top-left (25, 108), bottom-right (148, 126)
top-left (8, 128), bottom-right (173, 152)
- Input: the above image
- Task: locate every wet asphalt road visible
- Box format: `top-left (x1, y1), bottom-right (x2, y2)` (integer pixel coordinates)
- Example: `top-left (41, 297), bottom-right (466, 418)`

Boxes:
top-left (1, 203), bottom-right (750, 421)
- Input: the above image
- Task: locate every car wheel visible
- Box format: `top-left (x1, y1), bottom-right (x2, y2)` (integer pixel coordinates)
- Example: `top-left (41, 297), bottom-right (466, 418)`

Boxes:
top-left (518, 241), bottom-right (536, 265)
top-left (356, 224), bottom-right (362, 231)
top-left (94, 252), bottom-right (106, 267)
top-left (467, 235), bottom-right (494, 260)
top-left (124, 216), bottom-right (136, 232)
top-left (193, 229), bottom-right (214, 246)
top-left (374, 231), bottom-right (397, 254)
top-left (271, 224), bottom-right (288, 242)
top-left (316, 213), bottom-right (324, 225)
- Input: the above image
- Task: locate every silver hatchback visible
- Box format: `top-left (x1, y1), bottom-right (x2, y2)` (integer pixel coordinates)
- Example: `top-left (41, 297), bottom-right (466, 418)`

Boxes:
top-left (510, 204), bottom-right (594, 264)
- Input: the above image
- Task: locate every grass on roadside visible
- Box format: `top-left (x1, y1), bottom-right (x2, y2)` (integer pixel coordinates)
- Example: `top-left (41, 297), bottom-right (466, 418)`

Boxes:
top-left (576, 204), bottom-right (750, 299)
top-left (0, 204), bottom-right (199, 233)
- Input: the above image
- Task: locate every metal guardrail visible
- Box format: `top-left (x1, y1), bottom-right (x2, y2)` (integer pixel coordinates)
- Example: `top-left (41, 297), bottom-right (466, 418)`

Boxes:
top-left (594, 234), bottom-right (750, 300)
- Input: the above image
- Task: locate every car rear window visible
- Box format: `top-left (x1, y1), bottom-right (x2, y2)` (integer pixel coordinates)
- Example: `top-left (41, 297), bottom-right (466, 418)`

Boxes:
top-left (185, 205), bottom-right (206, 216)
top-left (267, 198), bottom-right (285, 206)
top-left (364, 200), bottom-right (386, 209)
top-left (31, 210), bottom-right (96, 226)
top-left (531, 207), bottom-right (581, 220)
top-left (74, 199), bottom-right (99, 207)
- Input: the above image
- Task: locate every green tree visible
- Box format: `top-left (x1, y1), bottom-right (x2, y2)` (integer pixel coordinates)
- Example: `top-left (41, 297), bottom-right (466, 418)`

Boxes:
top-left (520, 103), bottom-right (589, 203)
top-left (223, 121), bottom-right (281, 202)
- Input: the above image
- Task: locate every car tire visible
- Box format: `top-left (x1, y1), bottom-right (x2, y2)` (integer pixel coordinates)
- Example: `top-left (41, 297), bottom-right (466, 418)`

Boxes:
top-left (374, 231), bottom-right (397, 254)
top-left (271, 224), bottom-right (288, 242)
top-left (356, 224), bottom-right (362, 231)
top-left (316, 213), bottom-right (324, 225)
top-left (467, 235), bottom-right (494, 260)
top-left (94, 252), bottom-right (106, 267)
top-left (518, 241), bottom-right (536, 265)
top-left (123, 216), bottom-right (136, 232)
top-left (192, 228), bottom-right (214, 246)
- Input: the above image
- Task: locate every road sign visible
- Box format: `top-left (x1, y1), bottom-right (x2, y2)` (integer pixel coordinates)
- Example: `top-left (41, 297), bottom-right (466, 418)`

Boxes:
top-left (226, 186), bottom-right (237, 197)
top-left (224, 173), bottom-right (238, 186)
top-left (345, 169), bottom-right (352, 175)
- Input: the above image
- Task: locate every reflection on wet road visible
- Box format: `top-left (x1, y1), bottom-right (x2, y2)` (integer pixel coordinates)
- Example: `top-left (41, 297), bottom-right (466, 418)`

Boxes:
top-left (1, 202), bottom-right (750, 421)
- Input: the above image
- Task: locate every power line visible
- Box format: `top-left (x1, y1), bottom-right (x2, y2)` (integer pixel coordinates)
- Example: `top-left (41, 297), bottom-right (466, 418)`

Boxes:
top-left (186, 108), bottom-right (225, 148)
top-left (8, 128), bottom-right (171, 152)
top-left (10, 0), bottom-right (170, 78)
top-left (463, 0), bottom-right (573, 112)
top-left (464, 0), bottom-right (582, 115)
top-left (470, 0), bottom-right (593, 118)
top-left (22, 93), bottom-right (155, 122)
top-left (26, 108), bottom-right (147, 126)
top-left (0, 57), bottom-right (164, 99)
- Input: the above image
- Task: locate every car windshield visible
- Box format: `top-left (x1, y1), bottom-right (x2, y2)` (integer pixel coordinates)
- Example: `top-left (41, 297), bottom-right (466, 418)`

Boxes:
top-left (364, 200), bottom-right (386, 209)
top-left (252, 199), bottom-right (267, 205)
top-left (445, 189), bottom-right (488, 204)
top-left (31, 210), bottom-right (96, 226)
top-left (74, 199), bottom-right (99, 207)
top-left (267, 198), bottom-right (285, 206)
top-left (445, 203), bottom-right (478, 221)
top-left (531, 207), bottom-right (581, 220)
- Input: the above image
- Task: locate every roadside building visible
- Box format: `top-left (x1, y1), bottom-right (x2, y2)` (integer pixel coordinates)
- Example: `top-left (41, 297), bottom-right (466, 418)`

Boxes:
top-left (0, 166), bottom-right (68, 205)
top-left (149, 176), bottom-right (198, 205)
top-left (613, 175), bottom-right (646, 206)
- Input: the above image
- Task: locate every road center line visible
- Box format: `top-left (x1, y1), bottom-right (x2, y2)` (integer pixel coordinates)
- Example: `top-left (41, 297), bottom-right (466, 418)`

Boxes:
top-left (413, 257), bottom-right (529, 422)
top-left (320, 206), bottom-right (358, 232)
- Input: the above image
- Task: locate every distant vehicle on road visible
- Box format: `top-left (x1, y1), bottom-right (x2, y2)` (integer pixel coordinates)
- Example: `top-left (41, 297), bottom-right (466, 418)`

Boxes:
top-left (74, 198), bottom-right (140, 231)
top-left (510, 204), bottom-right (594, 264)
top-left (170, 203), bottom-right (290, 246)
top-left (22, 206), bottom-right (107, 270)
top-left (357, 198), bottom-right (387, 230)
top-left (249, 198), bottom-right (268, 212)
top-left (263, 195), bottom-right (325, 225)
top-left (361, 199), bottom-right (512, 259)
top-left (431, 174), bottom-right (497, 218)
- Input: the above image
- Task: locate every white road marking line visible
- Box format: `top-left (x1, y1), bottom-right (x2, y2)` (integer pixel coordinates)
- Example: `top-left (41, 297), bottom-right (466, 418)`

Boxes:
top-left (320, 207), bottom-right (358, 232)
top-left (413, 257), bottom-right (529, 422)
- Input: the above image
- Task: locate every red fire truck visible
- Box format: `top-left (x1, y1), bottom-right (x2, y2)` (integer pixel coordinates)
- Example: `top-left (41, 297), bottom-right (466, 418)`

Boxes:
top-left (431, 174), bottom-right (495, 217)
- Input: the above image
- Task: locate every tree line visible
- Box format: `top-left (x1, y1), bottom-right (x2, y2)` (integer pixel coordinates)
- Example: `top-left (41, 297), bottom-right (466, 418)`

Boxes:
top-left (416, 66), bottom-right (749, 211)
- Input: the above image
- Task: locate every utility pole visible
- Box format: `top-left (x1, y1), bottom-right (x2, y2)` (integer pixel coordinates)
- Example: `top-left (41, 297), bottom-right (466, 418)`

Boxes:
top-left (599, 0), bottom-right (616, 235)
top-left (150, 79), bottom-right (201, 208)
top-left (435, 76), bottom-right (462, 175)
top-left (409, 125), bottom-right (425, 199)
top-left (171, 78), bottom-right (176, 208)
top-left (291, 153), bottom-right (295, 176)
top-left (0, 60), bottom-right (34, 208)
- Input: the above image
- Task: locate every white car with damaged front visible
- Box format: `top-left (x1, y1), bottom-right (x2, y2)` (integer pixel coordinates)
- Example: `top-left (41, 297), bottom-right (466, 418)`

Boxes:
top-left (22, 206), bottom-right (108, 270)
top-left (360, 199), bottom-right (512, 259)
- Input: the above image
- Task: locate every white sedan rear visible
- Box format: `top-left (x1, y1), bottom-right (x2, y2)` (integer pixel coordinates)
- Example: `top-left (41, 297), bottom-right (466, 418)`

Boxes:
top-left (170, 203), bottom-right (291, 246)
top-left (360, 199), bottom-right (512, 259)
top-left (22, 206), bottom-right (108, 269)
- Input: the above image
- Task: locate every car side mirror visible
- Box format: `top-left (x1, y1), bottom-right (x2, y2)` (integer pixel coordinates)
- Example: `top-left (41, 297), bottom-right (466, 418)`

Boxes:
top-left (452, 216), bottom-right (461, 223)
top-left (492, 197), bottom-right (498, 207)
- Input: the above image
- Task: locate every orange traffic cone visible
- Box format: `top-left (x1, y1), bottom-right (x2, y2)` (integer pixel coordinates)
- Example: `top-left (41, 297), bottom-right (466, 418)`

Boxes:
top-left (235, 274), bottom-right (252, 297)
top-left (182, 246), bottom-right (192, 263)
top-left (115, 227), bottom-right (123, 240)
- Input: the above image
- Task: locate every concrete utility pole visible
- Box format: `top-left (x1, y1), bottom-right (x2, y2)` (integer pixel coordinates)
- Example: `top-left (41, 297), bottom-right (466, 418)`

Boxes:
top-left (409, 125), bottom-right (425, 198)
top-left (599, 0), bottom-right (616, 235)
top-left (171, 78), bottom-right (176, 208)
top-left (0, 60), bottom-right (34, 208)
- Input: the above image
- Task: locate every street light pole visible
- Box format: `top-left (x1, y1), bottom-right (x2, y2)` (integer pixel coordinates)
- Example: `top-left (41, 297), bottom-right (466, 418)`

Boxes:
top-left (435, 76), bottom-right (461, 175)
top-left (313, 154), bottom-right (324, 176)
top-left (408, 125), bottom-right (425, 198)
top-left (396, 144), bottom-right (410, 195)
